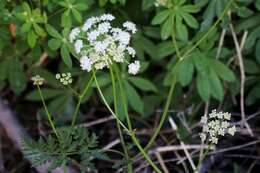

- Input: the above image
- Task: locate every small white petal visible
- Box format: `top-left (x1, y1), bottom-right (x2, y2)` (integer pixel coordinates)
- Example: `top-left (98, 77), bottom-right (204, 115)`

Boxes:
top-left (80, 56), bottom-right (92, 72)
top-left (128, 60), bottom-right (140, 75)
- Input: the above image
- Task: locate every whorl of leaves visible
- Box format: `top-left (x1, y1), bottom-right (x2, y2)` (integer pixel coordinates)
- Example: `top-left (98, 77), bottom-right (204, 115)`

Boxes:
top-left (21, 127), bottom-right (109, 171)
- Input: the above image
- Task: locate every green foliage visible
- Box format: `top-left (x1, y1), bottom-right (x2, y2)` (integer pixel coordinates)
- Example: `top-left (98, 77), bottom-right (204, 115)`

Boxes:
top-left (21, 127), bottom-right (108, 171)
top-left (152, 0), bottom-right (199, 40)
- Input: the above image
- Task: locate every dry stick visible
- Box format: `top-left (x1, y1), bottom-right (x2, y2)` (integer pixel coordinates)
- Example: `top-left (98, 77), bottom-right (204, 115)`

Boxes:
top-left (33, 52), bottom-right (48, 67)
top-left (103, 138), bottom-right (121, 151)
top-left (229, 21), bottom-right (254, 137)
top-left (157, 145), bottom-right (213, 152)
top-left (79, 115), bottom-right (114, 128)
top-left (168, 117), bottom-right (196, 171)
top-left (216, 29), bottom-right (227, 59)
top-left (198, 100), bottom-right (210, 171)
top-left (0, 135), bottom-right (5, 172)
top-left (0, 99), bottom-right (76, 173)
top-left (174, 151), bottom-right (189, 173)
top-left (155, 151), bottom-right (169, 173)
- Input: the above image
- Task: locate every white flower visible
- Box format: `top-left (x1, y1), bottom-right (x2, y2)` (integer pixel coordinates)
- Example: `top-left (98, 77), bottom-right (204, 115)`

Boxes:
top-left (123, 21), bottom-right (137, 33)
top-left (69, 27), bottom-right (80, 42)
top-left (199, 133), bottom-right (206, 142)
top-left (97, 22), bottom-right (111, 34)
top-left (80, 56), bottom-right (92, 72)
top-left (224, 112), bottom-right (231, 120)
top-left (126, 47), bottom-right (136, 57)
top-left (94, 41), bottom-right (109, 53)
top-left (56, 73), bottom-right (73, 85)
top-left (31, 75), bottom-right (44, 85)
top-left (87, 30), bottom-right (100, 42)
top-left (82, 17), bottom-right (98, 31)
top-left (128, 60), bottom-right (140, 75)
top-left (74, 40), bottom-right (83, 54)
top-left (200, 110), bottom-right (236, 145)
top-left (70, 13), bottom-right (138, 72)
top-left (209, 137), bottom-right (218, 144)
top-left (228, 126), bottom-right (236, 136)
top-left (218, 128), bottom-right (225, 136)
top-left (155, 0), bottom-right (168, 7)
top-left (100, 13), bottom-right (115, 21)
top-left (221, 121), bottom-right (229, 129)
top-left (200, 115), bottom-right (207, 124)
top-left (117, 31), bottom-right (130, 45)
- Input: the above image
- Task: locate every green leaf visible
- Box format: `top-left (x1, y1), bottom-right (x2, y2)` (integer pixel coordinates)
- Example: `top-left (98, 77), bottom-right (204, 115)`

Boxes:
top-left (21, 22), bottom-right (32, 33)
top-left (178, 58), bottom-right (194, 86)
top-left (256, 0), bottom-right (260, 11)
top-left (246, 84), bottom-right (260, 105)
top-left (61, 10), bottom-right (71, 28)
top-left (128, 77), bottom-right (157, 92)
top-left (28, 30), bottom-right (37, 48)
top-left (8, 58), bottom-right (27, 94)
top-left (72, 9), bottom-right (82, 23)
top-left (46, 24), bottom-right (61, 38)
top-left (61, 44), bottom-right (72, 68)
top-left (180, 12), bottom-right (198, 29)
top-left (210, 59), bottom-right (235, 82)
top-left (48, 39), bottom-right (62, 50)
top-left (125, 81), bottom-right (144, 115)
top-left (0, 60), bottom-right (9, 81)
top-left (26, 89), bottom-right (64, 101)
top-left (176, 14), bottom-right (188, 41)
top-left (196, 73), bottom-right (210, 101)
top-left (244, 59), bottom-right (260, 74)
top-left (161, 15), bottom-right (173, 40)
top-left (156, 41), bottom-right (175, 59)
top-left (255, 39), bottom-right (260, 64)
top-left (152, 10), bottom-right (170, 25)
top-left (33, 23), bottom-right (45, 37)
top-left (209, 68), bottom-right (224, 101)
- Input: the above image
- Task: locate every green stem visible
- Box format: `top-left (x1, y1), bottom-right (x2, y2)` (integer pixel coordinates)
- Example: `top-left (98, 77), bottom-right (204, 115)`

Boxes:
top-left (144, 77), bottom-right (176, 151)
top-left (93, 70), bottom-right (162, 173)
top-left (195, 144), bottom-right (212, 172)
top-left (181, 0), bottom-right (233, 61)
top-left (37, 85), bottom-right (59, 138)
top-left (109, 67), bottom-right (133, 173)
top-left (113, 66), bottom-right (132, 131)
top-left (93, 71), bottom-right (130, 133)
top-left (71, 75), bottom-right (94, 126)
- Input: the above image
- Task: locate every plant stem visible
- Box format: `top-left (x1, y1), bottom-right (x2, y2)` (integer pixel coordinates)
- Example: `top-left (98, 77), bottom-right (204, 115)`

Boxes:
top-left (195, 144), bottom-right (212, 172)
top-left (144, 77), bottom-right (176, 150)
top-left (37, 85), bottom-right (59, 139)
top-left (181, 0), bottom-right (233, 61)
top-left (93, 70), bottom-right (162, 173)
top-left (71, 75), bottom-right (94, 126)
top-left (93, 71), bottom-right (130, 133)
top-left (109, 67), bottom-right (133, 173)
top-left (113, 66), bottom-right (132, 131)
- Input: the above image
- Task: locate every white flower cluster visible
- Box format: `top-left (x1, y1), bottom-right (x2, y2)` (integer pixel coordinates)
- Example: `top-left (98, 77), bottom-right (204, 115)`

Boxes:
top-left (155, 0), bottom-right (168, 7)
top-left (55, 73), bottom-right (73, 85)
top-left (69, 13), bottom-right (140, 75)
top-left (31, 75), bottom-right (44, 86)
top-left (199, 110), bottom-right (236, 144)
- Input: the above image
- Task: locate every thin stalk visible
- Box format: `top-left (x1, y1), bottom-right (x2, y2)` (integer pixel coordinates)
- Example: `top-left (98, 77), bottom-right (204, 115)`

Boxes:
top-left (93, 71), bottom-right (130, 133)
top-left (109, 67), bottom-right (133, 173)
top-left (181, 0), bottom-right (233, 61)
top-left (195, 144), bottom-right (212, 172)
top-left (113, 66), bottom-right (132, 131)
top-left (71, 75), bottom-right (94, 126)
top-left (94, 71), bottom-right (162, 173)
top-left (37, 85), bottom-right (59, 138)
top-left (144, 78), bottom-right (176, 150)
